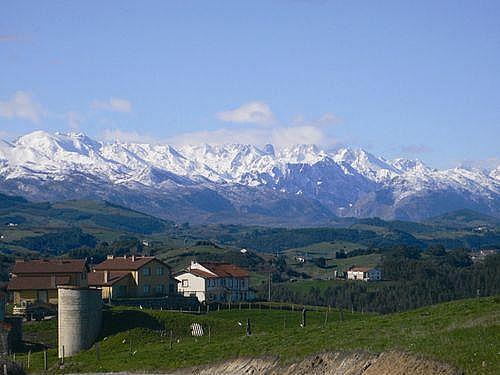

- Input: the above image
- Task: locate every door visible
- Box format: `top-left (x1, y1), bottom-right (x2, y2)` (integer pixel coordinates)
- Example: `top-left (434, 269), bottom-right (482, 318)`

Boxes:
top-left (37, 290), bottom-right (48, 304)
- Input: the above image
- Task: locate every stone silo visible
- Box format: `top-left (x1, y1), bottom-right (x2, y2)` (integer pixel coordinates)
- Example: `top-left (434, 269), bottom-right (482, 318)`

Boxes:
top-left (58, 286), bottom-right (102, 358)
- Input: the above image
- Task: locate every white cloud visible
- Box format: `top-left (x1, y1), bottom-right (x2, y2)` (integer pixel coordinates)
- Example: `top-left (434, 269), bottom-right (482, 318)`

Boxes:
top-left (170, 105), bottom-right (341, 147)
top-left (216, 101), bottom-right (275, 126)
top-left (292, 112), bottom-right (342, 127)
top-left (169, 125), bottom-right (337, 148)
top-left (272, 126), bottom-right (326, 147)
top-left (0, 91), bottom-right (44, 123)
top-left (91, 97), bottom-right (132, 113)
top-left (101, 128), bottom-right (156, 144)
top-left (458, 157), bottom-right (500, 171)
top-left (64, 111), bottom-right (85, 130)
top-left (169, 128), bottom-right (269, 146)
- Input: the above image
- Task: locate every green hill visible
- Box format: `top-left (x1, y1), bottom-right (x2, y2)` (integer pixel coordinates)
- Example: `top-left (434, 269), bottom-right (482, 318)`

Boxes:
top-left (0, 193), bottom-right (173, 255)
top-left (425, 209), bottom-right (500, 229)
top-left (18, 297), bottom-right (499, 374)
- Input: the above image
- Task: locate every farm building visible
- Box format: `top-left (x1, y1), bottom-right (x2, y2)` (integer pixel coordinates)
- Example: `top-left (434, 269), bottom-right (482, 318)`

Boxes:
top-left (7, 259), bottom-right (89, 305)
top-left (88, 255), bottom-right (177, 300)
top-left (347, 267), bottom-right (382, 281)
top-left (176, 261), bottom-right (250, 303)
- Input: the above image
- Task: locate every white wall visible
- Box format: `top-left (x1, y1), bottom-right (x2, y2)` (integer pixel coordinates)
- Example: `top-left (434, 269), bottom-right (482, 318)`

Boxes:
top-left (175, 272), bottom-right (206, 302)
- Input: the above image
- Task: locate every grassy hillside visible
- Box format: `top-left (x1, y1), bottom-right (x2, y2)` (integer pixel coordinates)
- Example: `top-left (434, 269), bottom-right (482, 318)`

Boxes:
top-left (0, 193), bottom-right (174, 255)
top-left (1, 192), bottom-right (498, 260)
top-left (16, 297), bottom-right (499, 374)
top-left (425, 209), bottom-right (500, 229)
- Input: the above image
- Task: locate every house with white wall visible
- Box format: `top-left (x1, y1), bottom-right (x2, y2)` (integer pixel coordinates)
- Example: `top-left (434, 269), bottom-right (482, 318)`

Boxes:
top-left (347, 267), bottom-right (381, 281)
top-left (175, 261), bottom-right (250, 303)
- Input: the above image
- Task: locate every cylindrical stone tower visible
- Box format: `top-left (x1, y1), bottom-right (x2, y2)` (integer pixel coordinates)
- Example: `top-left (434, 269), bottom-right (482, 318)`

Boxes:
top-left (58, 286), bottom-right (102, 358)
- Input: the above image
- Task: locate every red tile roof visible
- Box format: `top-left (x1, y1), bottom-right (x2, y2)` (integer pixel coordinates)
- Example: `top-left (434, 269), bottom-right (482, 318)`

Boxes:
top-left (188, 269), bottom-right (218, 278)
top-left (88, 271), bottom-right (131, 287)
top-left (12, 259), bottom-right (87, 274)
top-left (93, 256), bottom-right (165, 271)
top-left (196, 262), bottom-right (249, 278)
top-left (349, 267), bottom-right (376, 272)
top-left (7, 276), bottom-right (71, 291)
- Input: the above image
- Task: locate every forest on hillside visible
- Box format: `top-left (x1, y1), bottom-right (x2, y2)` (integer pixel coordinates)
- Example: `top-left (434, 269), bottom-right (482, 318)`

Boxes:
top-left (259, 246), bottom-right (500, 314)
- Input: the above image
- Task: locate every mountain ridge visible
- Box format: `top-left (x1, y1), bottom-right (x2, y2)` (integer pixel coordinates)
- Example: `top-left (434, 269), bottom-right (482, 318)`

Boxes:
top-left (0, 131), bottom-right (498, 225)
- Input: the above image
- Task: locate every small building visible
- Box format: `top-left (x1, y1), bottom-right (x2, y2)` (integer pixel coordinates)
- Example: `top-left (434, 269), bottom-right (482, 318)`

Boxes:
top-left (175, 261), bottom-right (250, 303)
top-left (295, 256), bottom-right (306, 263)
top-left (469, 249), bottom-right (498, 263)
top-left (88, 255), bottom-right (176, 300)
top-left (7, 259), bottom-right (89, 305)
top-left (347, 267), bottom-right (381, 281)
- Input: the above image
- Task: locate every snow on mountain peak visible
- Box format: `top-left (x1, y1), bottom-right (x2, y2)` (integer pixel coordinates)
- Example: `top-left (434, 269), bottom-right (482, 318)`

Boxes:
top-left (0, 131), bottom-right (498, 216)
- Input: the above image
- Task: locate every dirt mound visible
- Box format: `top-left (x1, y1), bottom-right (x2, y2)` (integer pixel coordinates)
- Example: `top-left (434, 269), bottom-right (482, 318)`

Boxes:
top-left (171, 350), bottom-right (461, 375)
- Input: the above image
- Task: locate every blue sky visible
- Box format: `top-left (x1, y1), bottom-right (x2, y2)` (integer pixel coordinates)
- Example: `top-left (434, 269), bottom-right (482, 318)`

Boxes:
top-left (0, 1), bottom-right (499, 169)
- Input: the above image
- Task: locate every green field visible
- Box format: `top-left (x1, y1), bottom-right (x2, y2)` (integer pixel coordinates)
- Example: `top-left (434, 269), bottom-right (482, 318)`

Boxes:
top-left (14, 297), bottom-right (500, 374)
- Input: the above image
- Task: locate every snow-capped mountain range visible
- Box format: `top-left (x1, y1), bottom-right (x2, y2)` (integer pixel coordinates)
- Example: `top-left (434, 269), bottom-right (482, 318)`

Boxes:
top-left (0, 131), bottom-right (498, 225)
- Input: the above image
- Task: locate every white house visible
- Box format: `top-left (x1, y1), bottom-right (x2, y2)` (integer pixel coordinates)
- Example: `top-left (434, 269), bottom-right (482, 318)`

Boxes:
top-left (347, 267), bottom-right (381, 281)
top-left (175, 261), bottom-right (250, 303)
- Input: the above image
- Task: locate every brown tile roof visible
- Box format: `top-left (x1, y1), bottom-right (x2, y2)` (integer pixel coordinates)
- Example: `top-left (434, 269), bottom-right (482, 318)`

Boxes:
top-left (7, 276), bottom-right (71, 291)
top-left (88, 271), bottom-right (131, 287)
top-left (12, 259), bottom-right (87, 275)
top-left (197, 262), bottom-right (249, 278)
top-left (93, 256), bottom-right (164, 271)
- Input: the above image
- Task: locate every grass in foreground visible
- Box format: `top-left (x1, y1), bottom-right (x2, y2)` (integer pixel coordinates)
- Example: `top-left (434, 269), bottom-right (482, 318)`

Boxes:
top-left (16, 297), bottom-right (499, 374)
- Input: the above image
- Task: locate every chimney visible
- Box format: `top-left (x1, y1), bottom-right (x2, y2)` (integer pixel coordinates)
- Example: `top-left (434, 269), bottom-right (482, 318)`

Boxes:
top-left (50, 274), bottom-right (56, 288)
top-left (132, 255), bottom-right (135, 262)
top-left (107, 255), bottom-right (114, 260)
top-left (104, 270), bottom-right (108, 284)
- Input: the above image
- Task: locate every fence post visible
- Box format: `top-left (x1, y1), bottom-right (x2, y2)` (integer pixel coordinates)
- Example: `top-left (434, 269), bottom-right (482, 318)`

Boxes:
top-left (43, 349), bottom-right (48, 371)
top-left (27, 350), bottom-right (31, 369)
top-left (3, 364), bottom-right (7, 375)
top-left (324, 310), bottom-right (328, 327)
top-left (239, 302), bottom-right (241, 311)
top-left (129, 331), bottom-right (132, 355)
top-left (169, 330), bottom-right (173, 349)
top-left (301, 308), bottom-right (306, 327)
top-left (96, 342), bottom-right (100, 361)
top-left (246, 318), bottom-right (251, 336)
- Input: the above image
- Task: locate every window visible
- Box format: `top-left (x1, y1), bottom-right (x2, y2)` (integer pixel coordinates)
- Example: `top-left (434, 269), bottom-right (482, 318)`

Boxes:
top-left (142, 267), bottom-right (151, 276)
top-left (156, 267), bottom-right (164, 276)
top-left (143, 284), bottom-right (150, 294)
top-left (156, 284), bottom-right (164, 294)
top-left (182, 279), bottom-right (189, 287)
